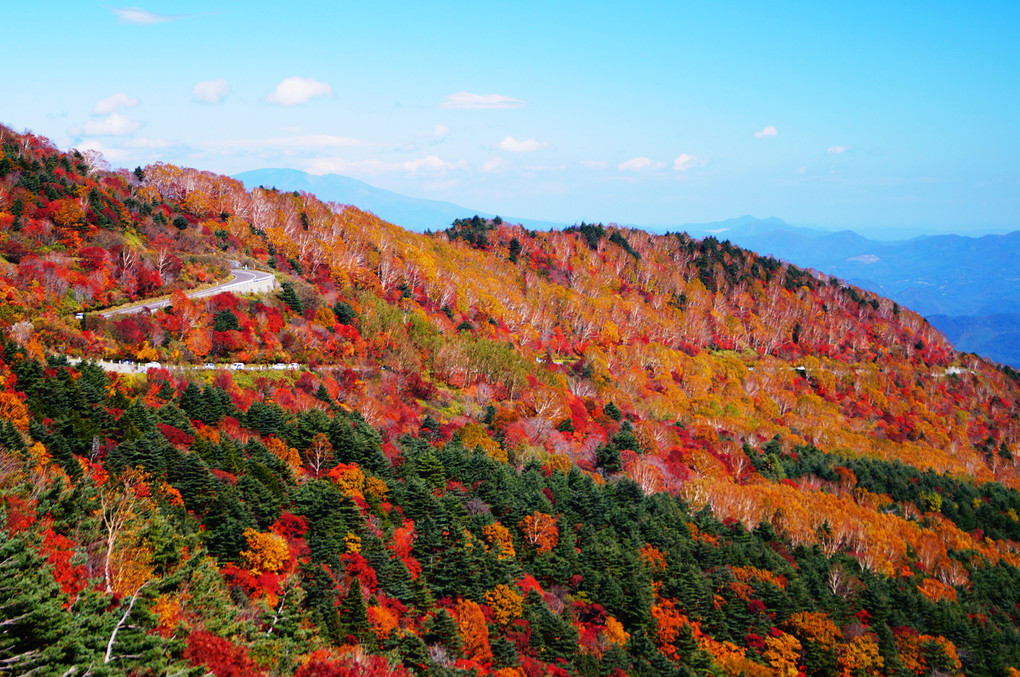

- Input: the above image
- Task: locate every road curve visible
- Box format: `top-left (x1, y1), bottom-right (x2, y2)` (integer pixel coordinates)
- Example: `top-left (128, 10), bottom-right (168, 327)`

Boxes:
top-left (99, 267), bottom-right (277, 318)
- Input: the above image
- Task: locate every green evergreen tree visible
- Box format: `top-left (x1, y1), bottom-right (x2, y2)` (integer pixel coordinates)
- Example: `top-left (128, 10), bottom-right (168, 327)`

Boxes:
top-left (0, 530), bottom-right (70, 671)
top-left (279, 281), bottom-right (304, 313)
top-left (339, 578), bottom-right (372, 644)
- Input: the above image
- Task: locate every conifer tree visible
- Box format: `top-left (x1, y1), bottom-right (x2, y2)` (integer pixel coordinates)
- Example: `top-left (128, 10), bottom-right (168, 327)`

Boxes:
top-left (279, 281), bottom-right (304, 313)
top-left (339, 578), bottom-right (372, 644)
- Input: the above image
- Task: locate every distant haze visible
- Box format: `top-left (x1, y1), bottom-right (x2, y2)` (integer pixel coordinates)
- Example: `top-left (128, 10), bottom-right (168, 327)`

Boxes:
top-left (234, 169), bottom-right (562, 232)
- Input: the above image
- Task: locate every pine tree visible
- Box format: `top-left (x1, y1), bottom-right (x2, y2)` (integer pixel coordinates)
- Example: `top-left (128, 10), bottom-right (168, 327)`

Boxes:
top-left (339, 578), bottom-right (372, 644)
top-left (279, 281), bottom-right (304, 313)
top-left (0, 530), bottom-right (70, 671)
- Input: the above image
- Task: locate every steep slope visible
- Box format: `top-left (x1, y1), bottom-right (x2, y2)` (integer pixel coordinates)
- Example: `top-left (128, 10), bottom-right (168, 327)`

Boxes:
top-left (1, 125), bottom-right (1020, 675)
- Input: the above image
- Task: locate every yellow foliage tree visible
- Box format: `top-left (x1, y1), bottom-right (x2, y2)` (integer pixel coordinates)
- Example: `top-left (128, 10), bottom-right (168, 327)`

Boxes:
top-left (345, 532), bottom-right (362, 554)
top-left (763, 632), bottom-right (803, 676)
top-left (459, 422), bottom-right (507, 463)
top-left (604, 616), bottom-right (629, 647)
top-left (329, 463), bottom-right (366, 497)
top-left (837, 635), bottom-right (884, 677)
top-left (785, 611), bottom-right (842, 652)
top-left (485, 584), bottom-right (523, 626)
top-left (364, 476), bottom-right (388, 504)
top-left (135, 342), bottom-right (159, 362)
top-left (266, 436), bottom-right (302, 471)
top-left (482, 523), bottom-right (516, 560)
top-left (240, 528), bottom-right (290, 575)
top-left (0, 392), bottom-right (30, 431)
top-left (895, 632), bottom-right (963, 676)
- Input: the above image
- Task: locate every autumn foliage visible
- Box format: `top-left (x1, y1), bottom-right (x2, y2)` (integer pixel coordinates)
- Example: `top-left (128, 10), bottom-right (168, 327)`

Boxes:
top-left (1, 124), bottom-right (1020, 675)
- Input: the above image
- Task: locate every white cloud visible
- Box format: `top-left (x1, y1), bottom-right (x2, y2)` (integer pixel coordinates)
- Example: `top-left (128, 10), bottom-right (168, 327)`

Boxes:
top-left (482, 157), bottom-right (505, 173)
top-left (109, 7), bottom-right (184, 24)
top-left (754, 125), bottom-right (778, 138)
top-left (305, 154), bottom-right (464, 176)
top-left (618, 156), bottom-right (664, 171)
top-left (270, 135), bottom-right (362, 148)
top-left (305, 158), bottom-right (396, 176)
top-left (80, 113), bottom-right (141, 136)
top-left (440, 92), bottom-right (525, 109)
top-left (193, 79), bottom-right (229, 104)
top-left (207, 135), bottom-right (366, 151)
top-left (266, 77), bottom-right (332, 105)
top-left (795, 166), bottom-right (807, 174)
top-left (498, 136), bottom-right (548, 153)
top-left (402, 155), bottom-right (459, 173)
top-left (93, 93), bottom-right (138, 114)
top-left (827, 145), bottom-right (850, 154)
top-left (579, 160), bottom-right (607, 169)
top-left (672, 153), bottom-right (698, 171)
top-left (418, 123), bottom-right (449, 141)
top-left (73, 139), bottom-right (129, 163)
top-left (123, 137), bottom-right (173, 149)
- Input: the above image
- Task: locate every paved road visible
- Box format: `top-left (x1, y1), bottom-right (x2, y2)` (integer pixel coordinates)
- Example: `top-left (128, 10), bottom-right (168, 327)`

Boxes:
top-left (99, 267), bottom-right (276, 318)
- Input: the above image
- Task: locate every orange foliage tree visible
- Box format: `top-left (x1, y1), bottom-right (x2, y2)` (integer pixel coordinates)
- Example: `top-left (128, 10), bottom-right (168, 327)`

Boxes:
top-left (518, 511), bottom-right (558, 554)
top-left (454, 597), bottom-right (493, 662)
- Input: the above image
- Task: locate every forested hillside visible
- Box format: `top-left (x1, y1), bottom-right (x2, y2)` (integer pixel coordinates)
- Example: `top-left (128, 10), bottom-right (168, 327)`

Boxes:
top-left (2, 125), bottom-right (1020, 675)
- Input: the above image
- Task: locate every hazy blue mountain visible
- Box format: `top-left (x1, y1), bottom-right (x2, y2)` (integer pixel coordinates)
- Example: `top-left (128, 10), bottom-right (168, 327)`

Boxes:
top-left (678, 216), bottom-right (1020, 366)
top-left (928, 314), bottom-right (1020, 368)
top-left (233, 168), bottom-right (562, 232)
top-left (674, 215), bottom-right (828, 239)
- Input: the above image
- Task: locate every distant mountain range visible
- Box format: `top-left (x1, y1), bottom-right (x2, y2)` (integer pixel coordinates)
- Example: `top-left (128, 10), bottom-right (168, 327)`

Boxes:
top-left (233, 168), bottom-right (562, 232)
top-left (234, 170), bottom-right (1020, 368)
top-left (678, 216), bottom-right (1020, 367)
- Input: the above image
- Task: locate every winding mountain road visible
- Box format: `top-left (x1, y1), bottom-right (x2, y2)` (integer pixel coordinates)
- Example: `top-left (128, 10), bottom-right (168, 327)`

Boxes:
top-left (99, 264), bottom-right (276, 318)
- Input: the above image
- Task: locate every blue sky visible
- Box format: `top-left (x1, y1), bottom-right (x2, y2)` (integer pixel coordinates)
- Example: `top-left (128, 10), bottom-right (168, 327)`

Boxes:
top-left (4, 1), bottom-right (1019, 235)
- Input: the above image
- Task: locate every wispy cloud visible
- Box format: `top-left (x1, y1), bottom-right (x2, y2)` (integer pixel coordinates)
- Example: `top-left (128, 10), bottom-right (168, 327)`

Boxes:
top-left (305, 154), bottom-right (464, 176)
top-left (266, 77), bottom-right (332, 105)
top-left (672, 153), bottom-right (699, 171)
top-left (827, 145), bottom-right (850, 154)
top-left (207, 135), bottom-right (367, 150)
top-left (193, 79), bottom-right (229, 104)
top-left (579, 160), bottom-right (607, 169)
top-left (418, 123), bottom-right (449, 140)
top-left (123, 137), bottom-right (174, 149)
top-left (80, 113), bottom-right (141, 136)
top-left (754, 125), bottom-right (778, 138)
top-left (108, 6), bottom-right (196, 24)
top-left (619, 156), bottom-right (665, 171)
top-left (440, 92), bottom-right (525, 109)
top-left (93, 93), bottom-right (138, 115)
top-left (482, 157), bottom-right (505, 173)
top-left (498, 136), bottom-right (548, 153)
top-left (305, 158), bottom-right (396, 176)
top-left (402, 155), bottom-right (461, 173)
